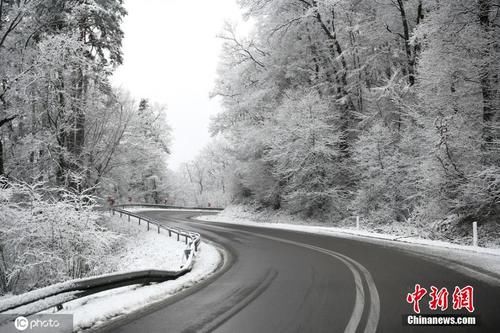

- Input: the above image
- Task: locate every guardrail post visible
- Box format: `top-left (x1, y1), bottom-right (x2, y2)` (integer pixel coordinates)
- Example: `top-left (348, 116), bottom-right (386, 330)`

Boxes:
top-left (128, 215), bottom-right (130, 222)
top-left (195, 242), bottom-right (198, 251)
top-left (169, 230), bottom-right (171, 237)
top-left (112, 209), bottom-right (115, 216)
top-left (472, 221), bottom-right (478, 247)
top-left (185, 235), bottom-right (188, 244)
top-left (157, 225), bottom-right (160, 234)
top-left (356, 216), bottom-right (360, 230)
top-left (147, 221), bottom-right (150, 231)
top-left (184, 248), bottom-right (191, 260)
top-left (138, 218), bottom-right (141, 225)
top-left (120, 212), bottom-right (122, 217)
top-left (177, 233), bottom-right (180, 241)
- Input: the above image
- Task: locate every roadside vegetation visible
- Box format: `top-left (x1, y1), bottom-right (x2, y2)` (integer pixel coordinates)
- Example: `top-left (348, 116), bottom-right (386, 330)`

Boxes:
top-left (188, 0), bottom-right (500, 242)
top-left (0, 1), bottom-right (172, 295)
top-left (1, 0), bottom-right (498, 294)
top-left (0, 179), bottom-right (118, 294)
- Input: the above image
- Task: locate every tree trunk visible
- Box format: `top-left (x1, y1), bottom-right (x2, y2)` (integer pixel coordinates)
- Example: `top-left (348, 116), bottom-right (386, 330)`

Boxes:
top-left (312, 5), bottom-right (353, 157)
top-left (0, 115), bottom-right (18, 176)
top-left (0, 138), bottom-right (4, 176)
top-left (58, 67), bottom-right (86, 189)
top-left (397, 0), bottom-right (415, 86)
top-left (478, 0), bottom-right (495, 147)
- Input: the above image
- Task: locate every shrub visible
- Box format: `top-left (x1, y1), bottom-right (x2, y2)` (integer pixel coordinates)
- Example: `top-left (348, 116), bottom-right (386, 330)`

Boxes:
top-left (0, 178), bottom-right (118, 294)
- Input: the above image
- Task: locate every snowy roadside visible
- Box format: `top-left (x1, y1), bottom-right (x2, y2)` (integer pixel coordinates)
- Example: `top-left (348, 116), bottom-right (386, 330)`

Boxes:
top-left (51, 213), bottom-right (221, 332)
top-left (196, 206), bottom-right (500, 285)
top-left (96, 214), bottom-right (186, 272)
top-left (117, 207), bottom-right (220, 213)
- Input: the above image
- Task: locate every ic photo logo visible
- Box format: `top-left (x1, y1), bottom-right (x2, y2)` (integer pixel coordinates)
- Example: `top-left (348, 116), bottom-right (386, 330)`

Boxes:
top-left (13, 315), bottom-right (61, 331)
top-left (14, 316), bottom-right (29, 331)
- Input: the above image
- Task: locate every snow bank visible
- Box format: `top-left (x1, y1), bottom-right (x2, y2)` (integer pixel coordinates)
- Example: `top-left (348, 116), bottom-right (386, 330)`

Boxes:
top-left (61, 241), bottom-right (221, 331)
top-left (196, 206), bottom-right (500, 281)
top-left (55, 213), bottom-right (222, 331)
top-left (97, 215), bottom-right (185, 272)
top-left (201, 205), bottom-right (500, 253)
top-left (0, 213), bottom-right (222, 331)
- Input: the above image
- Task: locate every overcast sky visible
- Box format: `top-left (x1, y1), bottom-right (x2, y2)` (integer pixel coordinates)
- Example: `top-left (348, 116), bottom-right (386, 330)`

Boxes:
top-left (112, 0), bottom-right (245, 170)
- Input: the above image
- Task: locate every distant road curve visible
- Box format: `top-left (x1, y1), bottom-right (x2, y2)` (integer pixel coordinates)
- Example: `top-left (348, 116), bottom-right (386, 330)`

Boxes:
top-left (97, 210), bottom-right (500, 333)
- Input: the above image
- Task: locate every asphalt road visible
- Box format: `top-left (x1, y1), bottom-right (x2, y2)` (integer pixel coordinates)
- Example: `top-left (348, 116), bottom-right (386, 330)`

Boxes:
top-left (99, 210), bottom-right (500, 333)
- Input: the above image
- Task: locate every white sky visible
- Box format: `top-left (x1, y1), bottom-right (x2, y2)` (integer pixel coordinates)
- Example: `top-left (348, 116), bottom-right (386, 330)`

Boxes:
top-left (112, 0), bottom-right (245, 170)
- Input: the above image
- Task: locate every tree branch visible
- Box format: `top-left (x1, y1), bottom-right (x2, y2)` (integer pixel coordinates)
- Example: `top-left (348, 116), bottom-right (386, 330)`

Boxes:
top-left (0, 10), bottom-right (24, 50)
top-left (0, 115), bottom-right (18, 128)
top-left (385, 23), bottom-right (405, 40)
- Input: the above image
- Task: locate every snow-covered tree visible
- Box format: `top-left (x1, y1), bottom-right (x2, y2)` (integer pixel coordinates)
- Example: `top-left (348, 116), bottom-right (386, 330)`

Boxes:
top-left (213, 0), bottom-right (500, 233)
top-left (101, 98), bottom-right (172, 204)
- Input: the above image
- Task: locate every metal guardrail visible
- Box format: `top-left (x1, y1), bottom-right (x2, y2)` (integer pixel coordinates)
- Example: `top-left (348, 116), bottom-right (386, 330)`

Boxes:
top-left (0, 270), bottom-right (186, 316)
top-left (115, 203), bottom-right (224, 211)
top-left (111, 207), bottom-right (202, 252)
top-left (0, 205), bottom-right (210, 318)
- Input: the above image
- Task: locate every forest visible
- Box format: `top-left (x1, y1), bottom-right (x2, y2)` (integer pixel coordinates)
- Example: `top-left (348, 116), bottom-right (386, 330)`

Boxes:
top-left (202, 0), bottom-right (500, 240)
top-left (0, 0), bottom-right (172, 294)
top-left (0, 0), bottom-right (498, 294)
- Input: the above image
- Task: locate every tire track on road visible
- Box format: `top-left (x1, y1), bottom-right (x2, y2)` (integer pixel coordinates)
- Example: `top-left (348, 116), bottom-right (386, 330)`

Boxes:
top-left (202, 223), bottom-right (380, 333)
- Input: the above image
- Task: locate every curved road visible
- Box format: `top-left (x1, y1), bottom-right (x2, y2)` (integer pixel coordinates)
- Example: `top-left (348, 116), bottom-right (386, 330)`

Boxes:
top-left (99, 210), bottom-right (500, 333)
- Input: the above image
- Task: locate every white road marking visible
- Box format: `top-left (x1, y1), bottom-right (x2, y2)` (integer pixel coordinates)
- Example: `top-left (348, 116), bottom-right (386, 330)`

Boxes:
top-left (201, 222), bottom-right (380, 333)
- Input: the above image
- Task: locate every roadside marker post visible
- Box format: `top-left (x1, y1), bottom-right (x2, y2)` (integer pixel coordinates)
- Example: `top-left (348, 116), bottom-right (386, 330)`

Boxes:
top-left (356, 216), bottom-right (360, 230)
top-left (472, 221), bottom-right (478, 247)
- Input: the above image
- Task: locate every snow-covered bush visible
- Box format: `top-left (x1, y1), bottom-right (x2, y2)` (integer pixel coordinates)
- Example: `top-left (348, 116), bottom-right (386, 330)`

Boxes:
top-left (0, 178), bottom-right (119, 295)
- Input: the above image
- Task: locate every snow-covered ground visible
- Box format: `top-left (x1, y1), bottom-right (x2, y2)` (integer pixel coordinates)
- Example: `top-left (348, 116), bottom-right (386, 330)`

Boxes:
top-left (58, 246), bottom-right (220, 331)
top-left (97, 214), bottom-right (186, 272)
top-left (196, 206), bottom-right (500, 285)
top-left (46, 213), bottom-right (221, 332)
top-left (0, 214), bottom-right (194, 313)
